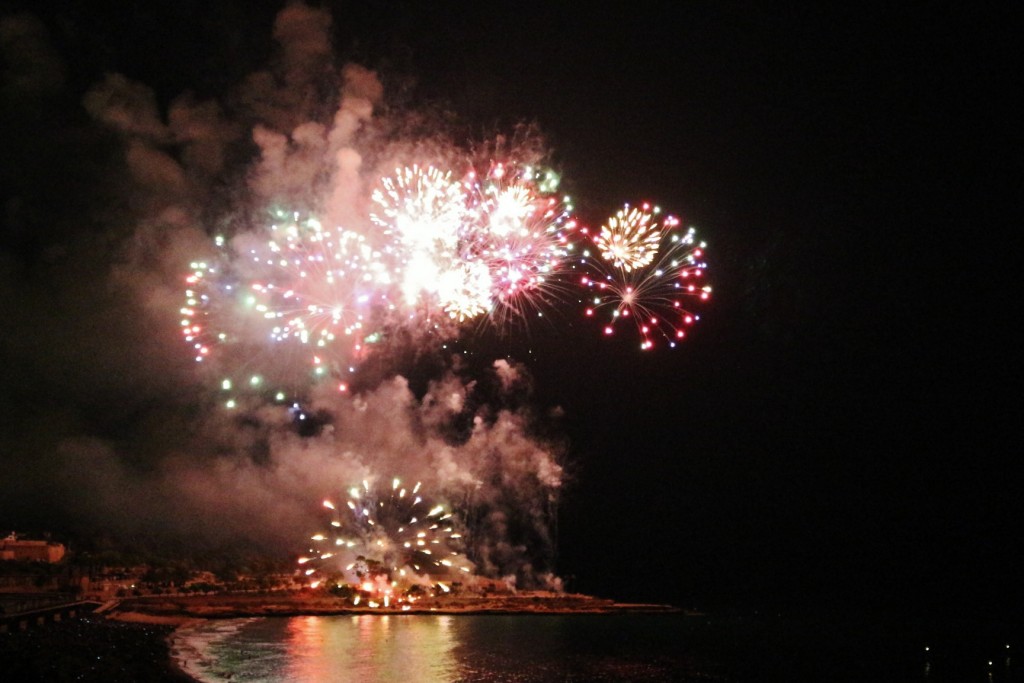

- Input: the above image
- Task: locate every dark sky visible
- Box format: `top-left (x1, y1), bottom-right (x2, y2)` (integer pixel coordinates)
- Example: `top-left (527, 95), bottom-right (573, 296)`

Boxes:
top-left (1, 1), bottom-right (1017, 621)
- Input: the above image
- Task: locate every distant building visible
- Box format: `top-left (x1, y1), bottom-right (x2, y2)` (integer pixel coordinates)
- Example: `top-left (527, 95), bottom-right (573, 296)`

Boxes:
top-left (0, 533), bottom-right (66, 563)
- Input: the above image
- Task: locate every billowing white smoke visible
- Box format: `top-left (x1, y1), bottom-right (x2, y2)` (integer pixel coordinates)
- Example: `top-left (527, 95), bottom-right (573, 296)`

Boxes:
top-left (42, 361), bottom-right (565, 586)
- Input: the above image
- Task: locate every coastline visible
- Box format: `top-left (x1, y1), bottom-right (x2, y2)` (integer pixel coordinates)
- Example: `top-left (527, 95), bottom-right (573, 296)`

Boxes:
top-left (107, 590), bottom-right (682, 620)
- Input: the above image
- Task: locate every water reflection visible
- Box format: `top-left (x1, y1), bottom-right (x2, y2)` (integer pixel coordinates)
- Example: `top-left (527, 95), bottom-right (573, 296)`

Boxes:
top-left (176, 612), bottom-right (1021, 683)
top-left (282, 614), bottom-right (458, 682)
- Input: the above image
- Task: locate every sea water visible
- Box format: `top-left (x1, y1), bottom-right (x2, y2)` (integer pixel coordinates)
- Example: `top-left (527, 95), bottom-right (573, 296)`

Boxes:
top-left (170, 611), bottom-right (1023, 682)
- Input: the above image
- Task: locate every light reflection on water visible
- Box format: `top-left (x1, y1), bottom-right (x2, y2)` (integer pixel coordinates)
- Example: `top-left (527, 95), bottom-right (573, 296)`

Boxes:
top-left (172, 611), bottom-right (1021, 682)
top-left (282, 614), bottom-right (458, 682)
top-left (174, 614), bottom-right (460, 683)
top-left (172, 613), bottom-right (706, 682)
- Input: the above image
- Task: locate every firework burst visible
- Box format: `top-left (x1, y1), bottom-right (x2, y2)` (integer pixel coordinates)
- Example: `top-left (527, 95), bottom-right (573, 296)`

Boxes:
top-left (464, 162), bottom-right (578, 326)
top-left (180, 208), bottom-right (393, 405)
top-left (579, 205), bottom-right (711, 350)
top-left (182, 161), bottom-right (714, 405)
top-left (369, 164), bottom-right (482, 318)
top-left (245, 208), bottom-right (395, 374)
top-left (591, 202), bottom-right (665, 273)
top-left (298, 477), bottom-right (473, 607)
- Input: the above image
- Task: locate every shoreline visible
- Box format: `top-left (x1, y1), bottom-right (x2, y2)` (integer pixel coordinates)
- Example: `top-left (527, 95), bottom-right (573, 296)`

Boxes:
top-left (107, 590), bottom-right (683, 621)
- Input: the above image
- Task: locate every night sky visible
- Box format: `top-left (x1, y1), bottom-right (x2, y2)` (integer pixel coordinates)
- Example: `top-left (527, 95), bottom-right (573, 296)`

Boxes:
top-left (1, 1), bottom-right (1017, 623)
